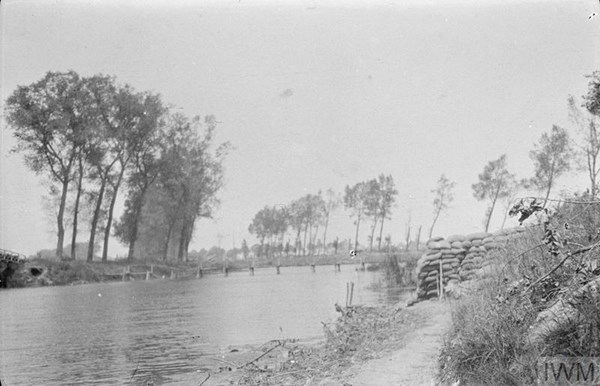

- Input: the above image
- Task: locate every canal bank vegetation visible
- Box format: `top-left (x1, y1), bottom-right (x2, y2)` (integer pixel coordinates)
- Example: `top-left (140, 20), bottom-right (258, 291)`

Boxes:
top-left (439, 72), bottom-right (600, 385)
top-left (206, 301), bottom-right (425, 385)
top-left (5, 71), bottom-right (230, 263)
top-left (439, 197), bottom-right (600, 385)
top-left (4, 249), bottom-right (421, 289)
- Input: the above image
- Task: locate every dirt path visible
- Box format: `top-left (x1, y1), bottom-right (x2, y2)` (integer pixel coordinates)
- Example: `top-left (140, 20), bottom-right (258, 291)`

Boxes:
top-left (326, 300), bottom-right (452, 386)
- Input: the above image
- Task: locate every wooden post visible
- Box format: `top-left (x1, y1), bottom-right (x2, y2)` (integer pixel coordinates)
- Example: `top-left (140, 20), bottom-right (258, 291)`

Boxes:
top-left (311, 264), bottom-right (315, 273)
top-left (349, 282), bottom-right (354, 306)
top-left (146, 271), bottom-right (150, 280)
top-left (276, 265), bottom-right (281, 274)
top-left (122, 267), bottom-right (126, 281)
top-left (197, 266), bottom-right (203, 278)
top-left (151, 264), bottom-right (154, 275)
top-left (170, 269), bottom-right (175, 280)
top-left (346, 282), bottom-right (350, 307)
top-left (438, 257), bottom-right (444, 300)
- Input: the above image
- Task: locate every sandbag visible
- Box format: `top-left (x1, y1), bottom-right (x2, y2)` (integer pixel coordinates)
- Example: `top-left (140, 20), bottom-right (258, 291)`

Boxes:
top-left (441, 257), bottom-right (460, 264)
top-left (447, 234), bottom-right (466, 243)
top-left (427, 236), bottom-right (444, 243)
top-left (484, 242), bottom-right (502, 250)
top-left (466, 232), bottom-right (492, 241)
top-left (451, 241), bottom-right (463, 248)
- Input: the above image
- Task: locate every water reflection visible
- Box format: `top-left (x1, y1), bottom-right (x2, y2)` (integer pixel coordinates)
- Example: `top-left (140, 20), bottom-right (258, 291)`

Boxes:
top-left (0, 265), bottom-right (410, 385)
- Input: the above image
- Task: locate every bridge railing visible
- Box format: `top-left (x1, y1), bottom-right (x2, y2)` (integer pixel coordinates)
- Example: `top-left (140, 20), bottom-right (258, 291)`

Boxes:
top-left (0, 249), bottom-right (26, 263)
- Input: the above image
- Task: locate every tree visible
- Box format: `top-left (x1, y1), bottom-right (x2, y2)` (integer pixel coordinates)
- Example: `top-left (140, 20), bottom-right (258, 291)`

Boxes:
top-left (429, 174), bottom-right (455, 239)
top-left (344, 181), bottom-right (370, 251)
top-left (6, 71), bottom-right (92, 259)
top-left (472, 154), bottom-right (516, 232)
top-left (160, 114), bottom-right (229, 261)
top-left (92, 80), bottom-right (165, 262)
top-left (529, 125), bottom-right (572, 207)
top-left (568, 73), bottom-right (600, 198)
top-left (321, 189), bottom-right (341, 255)
top-left (376, 174), bottom-right (397, 251)
top-left (363, 179), bottom-right (382, 252)
top-left (118, 112), bottom-right (229, 261)
top-left (249, 205), bottom-right (288, 260)
top-left (241, 239), bottom-right (250, 260)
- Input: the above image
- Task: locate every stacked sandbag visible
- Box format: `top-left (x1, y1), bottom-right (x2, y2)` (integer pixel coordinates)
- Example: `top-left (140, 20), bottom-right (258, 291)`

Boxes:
top-left (416, 228), bottom-right (528, 300)
top-left (459, 232), bottom-right (491, 280)
top-left (480, 226), bottom-right (526, 265)
top-left (416, 237), bottom-right (460, 300)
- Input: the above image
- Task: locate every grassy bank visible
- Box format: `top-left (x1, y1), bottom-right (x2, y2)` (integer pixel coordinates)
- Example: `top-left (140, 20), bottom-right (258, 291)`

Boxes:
top-left (3, 250), bottom-right (422, 289)
top-left (183, 301), bottom-right (426, 386)
top-left (439, 200), bottom-right (600, 385)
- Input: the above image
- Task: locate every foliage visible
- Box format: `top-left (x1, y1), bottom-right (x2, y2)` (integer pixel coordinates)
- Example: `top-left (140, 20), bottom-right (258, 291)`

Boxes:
top-left (5, 71), bottom-right (92, 259)
top-left (472, 154), bottom-right (516, 232)
top-left (529, 125), bottom-right (572, 205)
top-left (441, 192), bottom-right (600, 385)
top-left (6, 71), bottom-right (228, 262)
top-left (429, 174), bottom-right (455, 239)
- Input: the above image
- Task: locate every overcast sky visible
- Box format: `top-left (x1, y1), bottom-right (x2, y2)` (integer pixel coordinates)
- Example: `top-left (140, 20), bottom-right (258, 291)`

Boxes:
top-left (1, 0), bottom-right (599, 257)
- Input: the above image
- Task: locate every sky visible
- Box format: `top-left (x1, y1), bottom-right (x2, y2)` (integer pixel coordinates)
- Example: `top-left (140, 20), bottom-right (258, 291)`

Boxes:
top-left (1, 0), bottom-right (600, 257)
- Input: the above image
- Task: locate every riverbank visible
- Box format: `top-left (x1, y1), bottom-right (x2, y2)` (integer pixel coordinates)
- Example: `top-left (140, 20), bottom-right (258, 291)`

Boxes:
top-left (3, 251), bottom-right (421, 289)
top-left (169, 298), bottom-right (450, 386)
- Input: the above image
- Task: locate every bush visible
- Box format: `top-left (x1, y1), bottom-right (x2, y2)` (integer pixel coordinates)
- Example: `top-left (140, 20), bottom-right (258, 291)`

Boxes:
top-left (440, 196), bottom-right (600, 385)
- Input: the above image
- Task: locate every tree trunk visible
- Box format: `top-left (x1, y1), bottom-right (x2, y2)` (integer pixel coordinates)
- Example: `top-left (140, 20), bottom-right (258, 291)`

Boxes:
top-left (163, 220), bottom-right (176, 261)
top-left (55, 176), bottom-right (70, 260)
top-left (177, 223), bottom-right (187, 261)
top-left (369, 216), bottom-right (378, 252)
top-left (87, 175), bottom-right (108, 262)
top-left (485, 196), bottom-right (499, 233)
top-left (303, 221), bottom-right (309, 256)
top-left (102, 169), bottom-right (125, 262)
top-left (322, 213), bottom-right (330, 255)
top-left (70, 158), bottom-right (84, 260)
top-left (429, 207), bottom-right (442, 239)
top-left (126, 182), bottom-right (153, 260)
top-left (378, 214), bottom-right (385, 251)
top-left (354, 214), bottom-right (361, 251)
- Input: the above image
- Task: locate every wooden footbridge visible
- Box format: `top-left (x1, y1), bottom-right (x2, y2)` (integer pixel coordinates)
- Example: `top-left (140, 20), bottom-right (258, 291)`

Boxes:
top-left (0, 249), bottom-right (26, 264)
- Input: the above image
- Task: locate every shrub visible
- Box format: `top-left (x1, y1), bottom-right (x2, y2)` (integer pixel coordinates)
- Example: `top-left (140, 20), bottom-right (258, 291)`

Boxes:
top-left (440, 196), bottom-right (600, 385)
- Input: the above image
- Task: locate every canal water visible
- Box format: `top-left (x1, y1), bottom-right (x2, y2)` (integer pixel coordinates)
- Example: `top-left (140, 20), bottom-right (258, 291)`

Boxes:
top-left (0, 265), bottom-right (410, 385)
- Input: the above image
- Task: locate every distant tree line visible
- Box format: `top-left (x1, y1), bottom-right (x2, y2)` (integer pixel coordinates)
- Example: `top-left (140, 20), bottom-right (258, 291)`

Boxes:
top-left (5, 71), bottom-right (229, 261)
top-left (247, 174), bottom-right (398, 260)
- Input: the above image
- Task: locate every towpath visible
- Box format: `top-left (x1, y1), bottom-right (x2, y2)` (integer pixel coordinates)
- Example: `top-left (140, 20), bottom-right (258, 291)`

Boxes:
top-left (322, 299), bottom-right (452, 386)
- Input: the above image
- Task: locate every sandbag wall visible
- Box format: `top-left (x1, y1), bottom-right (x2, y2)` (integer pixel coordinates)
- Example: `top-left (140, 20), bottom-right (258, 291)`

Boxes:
top-left (416, 227), bottom-right (526, 300)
